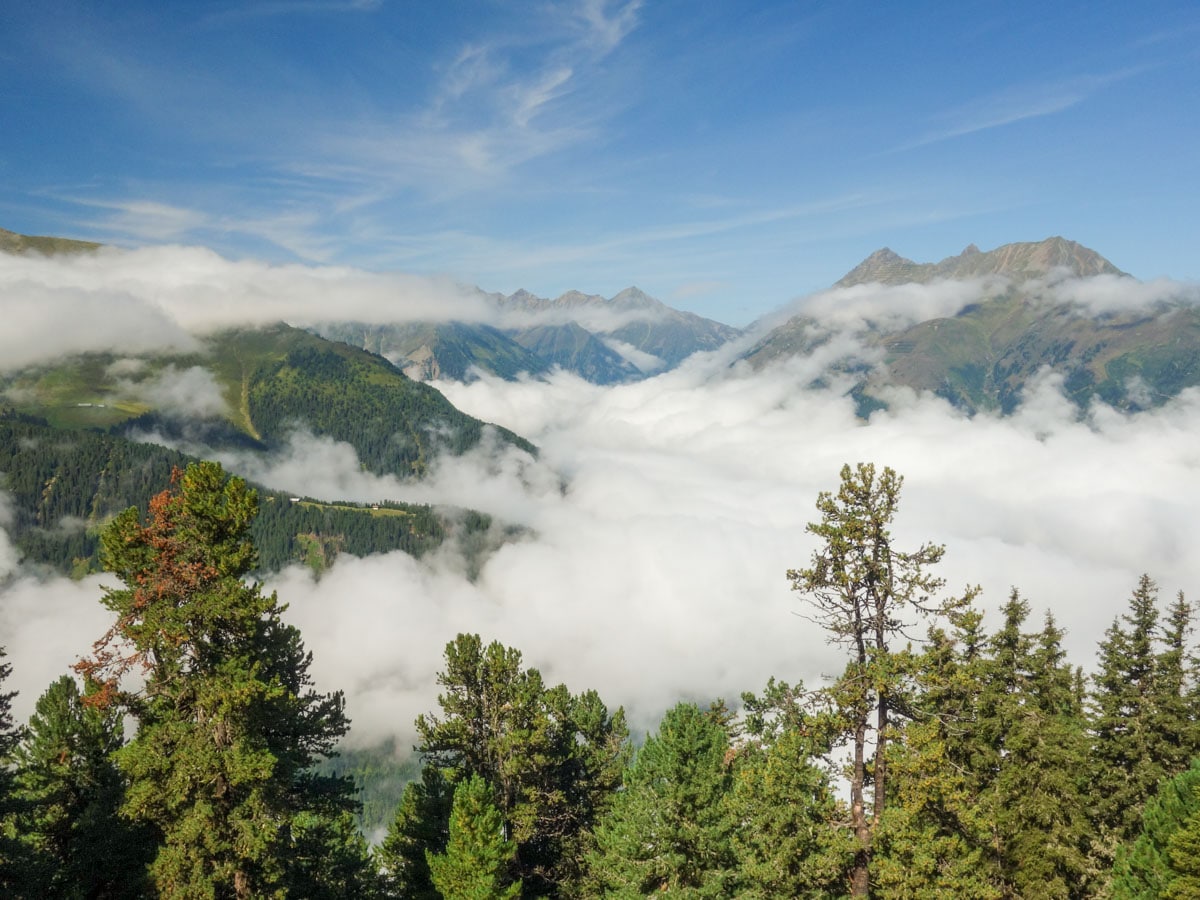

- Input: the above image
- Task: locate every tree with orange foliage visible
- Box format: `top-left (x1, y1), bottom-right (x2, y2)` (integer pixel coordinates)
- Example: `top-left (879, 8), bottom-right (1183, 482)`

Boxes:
top-left (77, 461), bottom-right (367, 899)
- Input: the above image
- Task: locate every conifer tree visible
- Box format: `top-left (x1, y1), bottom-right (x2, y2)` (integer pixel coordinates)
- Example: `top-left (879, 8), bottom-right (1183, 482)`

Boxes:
top-left (414, 633), bottom-right (627, 896)
top-left (76, 462), bottom-right (359, 899)
top-left (787, 463), bottom-right (971, 896)
top-left (12, 675), bottom-right (153, 899)
top-left (426, 774), bottom-right (521, 900)
top-left (377, 765), bottom-right (453, 900)
top-left (586, 702), bottom-right (736, 897)
top-left (1112, 759), bottom-right (1200, 900)
top-left (725, 727), bottom-right (850, 898)
top-left (977, 595), bottom-right (1091, 898)
top-left (873, 608), bottom-right (1002, 898)
top-left (0, 645), bottom-right (34, 895)
top-left (1156, 591), bottom-right (1197, 771)
top-left (1091, 576), bottom-right (1171, 851)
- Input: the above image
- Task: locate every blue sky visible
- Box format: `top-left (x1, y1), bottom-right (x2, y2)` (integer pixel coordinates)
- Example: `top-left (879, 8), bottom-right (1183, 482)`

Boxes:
top-left (2, 0), bottom-right (1197, 325)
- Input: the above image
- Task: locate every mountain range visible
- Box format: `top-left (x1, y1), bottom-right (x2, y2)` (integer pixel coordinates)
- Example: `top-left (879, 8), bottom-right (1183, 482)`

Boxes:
top-left (5, 226), bottom-right (1200, 422)
top-left (4, 226), bottom-right (1200, 575)
top-left (743, 237), bottom-right (1199, 414)
top-left (315, 285), bottom-right (740, 385)
top-left (316, 235), bottom-right (1199, 416)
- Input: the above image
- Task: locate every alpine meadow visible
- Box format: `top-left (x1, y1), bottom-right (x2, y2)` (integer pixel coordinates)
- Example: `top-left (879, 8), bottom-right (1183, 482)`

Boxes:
top-left (4, 1), bottom-right (1200, 896)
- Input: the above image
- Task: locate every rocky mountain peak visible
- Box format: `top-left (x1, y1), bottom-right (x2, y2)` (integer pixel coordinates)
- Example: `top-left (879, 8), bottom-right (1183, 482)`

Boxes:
top-left (835, 247), bottom-right (925, 287)
top-left (836, 236), bottom-right (1124, 287)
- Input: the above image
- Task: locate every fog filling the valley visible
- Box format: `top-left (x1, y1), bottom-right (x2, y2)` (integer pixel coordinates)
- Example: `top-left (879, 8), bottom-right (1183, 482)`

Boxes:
top-left (3, 246), bottom-right (1200, 750)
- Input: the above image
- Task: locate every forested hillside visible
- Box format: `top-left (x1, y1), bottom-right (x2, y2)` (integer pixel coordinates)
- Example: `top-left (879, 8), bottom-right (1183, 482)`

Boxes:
top-left (0, 323), bottom-right (535, 480)
top-left (3, 461), bottom-right (1200, 897)
top-left (0, 413), bottom-right (500, 577)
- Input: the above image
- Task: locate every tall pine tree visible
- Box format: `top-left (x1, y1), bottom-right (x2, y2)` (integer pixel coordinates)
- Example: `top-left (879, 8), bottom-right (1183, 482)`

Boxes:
top-left (977, 595), bottom-right (1091, 898)
top-left (377, 765), bottom-right (453, 900)
top-left (0, 645), bottom-right (34, 895)
top-left (1091, 576), bottom-right (1170, 853)
top-left (724, 726), bottom-right (850, 898)
top-left (873, 607), bottom-right (1002, 898)
top-left (1090, 576), bottom-right (1200, 879)
top-left (426, 774), bottom-right (521, 900)
top-left (76, 462), bottom-right (360, 899)
top-left (413, 633), bottom-right (627, 897)
top-left (787, 463), bottom-right (971, 896)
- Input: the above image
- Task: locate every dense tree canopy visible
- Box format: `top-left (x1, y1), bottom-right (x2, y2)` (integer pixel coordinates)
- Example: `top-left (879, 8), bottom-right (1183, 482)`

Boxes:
top-left (2, 459), bottom-right (1200, 899)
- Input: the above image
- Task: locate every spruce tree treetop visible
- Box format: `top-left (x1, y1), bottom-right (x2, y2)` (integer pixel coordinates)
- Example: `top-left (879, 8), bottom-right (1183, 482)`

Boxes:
top-left (427, 774), bottom-right (521, 900)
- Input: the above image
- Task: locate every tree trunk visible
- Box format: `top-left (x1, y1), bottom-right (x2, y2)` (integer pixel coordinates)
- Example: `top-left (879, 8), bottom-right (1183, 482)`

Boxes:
top-left (850, 719), bottom-right (871, 896)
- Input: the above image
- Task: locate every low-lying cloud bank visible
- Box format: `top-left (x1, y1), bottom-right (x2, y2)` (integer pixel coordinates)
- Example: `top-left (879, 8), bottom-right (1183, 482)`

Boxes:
top-left (0, 247), bottom-right (678, 373)
top-left (4, 246), bottom-right (1200, 749)
top-left (6, 357), bottom-right (1200, 750)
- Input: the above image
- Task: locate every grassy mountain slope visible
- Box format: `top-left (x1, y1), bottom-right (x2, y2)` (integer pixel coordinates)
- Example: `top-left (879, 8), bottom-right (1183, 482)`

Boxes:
top-left (0, 226), bottom-right (101, 256)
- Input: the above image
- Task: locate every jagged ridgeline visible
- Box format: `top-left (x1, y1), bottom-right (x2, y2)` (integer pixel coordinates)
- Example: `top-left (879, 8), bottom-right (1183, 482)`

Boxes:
top-left (0, 323), bottom-right (534, 576)
top-left (315, 286), bottom-right (742, 385)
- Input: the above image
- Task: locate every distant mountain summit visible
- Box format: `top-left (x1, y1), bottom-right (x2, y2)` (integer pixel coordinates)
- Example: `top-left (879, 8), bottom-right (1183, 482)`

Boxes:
top-left (322, 286), bottom-right (741, 385)
top-left (746, 237), bottom-right (1199, 415)
top-left (497, 285), bottom-right (740, 374)
top-left (835, 237), bottom-right (1125, 287)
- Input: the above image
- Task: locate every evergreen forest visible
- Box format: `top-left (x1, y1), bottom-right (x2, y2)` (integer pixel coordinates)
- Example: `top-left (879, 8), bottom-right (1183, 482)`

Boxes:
top-left (3, 460), bottom-right (1200, 898)
top-left (0, 413), bottom-right (503, 578)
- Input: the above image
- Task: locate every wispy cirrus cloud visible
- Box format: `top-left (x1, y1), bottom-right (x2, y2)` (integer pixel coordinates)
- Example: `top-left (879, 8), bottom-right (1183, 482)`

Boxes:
top-left (67, 198), bottom-right (213, 243)
top-left (895, 68), bottom-right (1145, 152)
top-left (297, 0), bottom-right (643, 194)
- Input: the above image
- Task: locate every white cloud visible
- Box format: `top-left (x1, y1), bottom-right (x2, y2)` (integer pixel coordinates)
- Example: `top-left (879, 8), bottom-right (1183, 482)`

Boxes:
top-left (600, 337), bottom-right (665, 373)
top-left (777, 275), bottom-right (1004, 332)
top-left (119, 365), bottom-right (229, 419)
top-left (0, 247), bottom-right (491, 370)
top-left (4, 252), bottom-right (1200, 753)
top-left (898, 68), bottom-right (1144, 151)
top-left (1049, 273), bottom-right (1200, 314)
